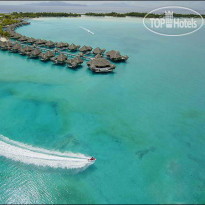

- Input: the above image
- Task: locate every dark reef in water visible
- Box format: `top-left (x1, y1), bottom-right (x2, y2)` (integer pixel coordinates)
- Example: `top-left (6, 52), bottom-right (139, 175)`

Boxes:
top-left (136, 146), bottom-right (156, 160)
top-left (54, 134), bottom-right (80, 150)
top-left (0, 89), bottom-right (15, 98)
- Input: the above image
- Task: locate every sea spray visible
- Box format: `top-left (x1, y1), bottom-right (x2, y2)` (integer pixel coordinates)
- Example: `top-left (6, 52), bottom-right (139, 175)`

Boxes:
top-left (0, 135), bottom-right (94, 169)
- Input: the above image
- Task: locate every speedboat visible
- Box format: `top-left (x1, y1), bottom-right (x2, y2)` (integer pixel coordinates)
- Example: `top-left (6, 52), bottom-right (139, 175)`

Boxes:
top-left (89, 157), bottom-right (96, 161)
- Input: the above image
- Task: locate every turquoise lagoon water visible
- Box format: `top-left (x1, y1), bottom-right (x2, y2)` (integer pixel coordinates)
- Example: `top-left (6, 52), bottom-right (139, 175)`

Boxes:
top-left (0, 16), bottom-right (205, 204)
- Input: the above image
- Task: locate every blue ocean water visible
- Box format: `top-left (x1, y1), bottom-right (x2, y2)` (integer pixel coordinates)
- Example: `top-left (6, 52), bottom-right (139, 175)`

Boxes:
top-left (0, 16), bottom-right (205, 204)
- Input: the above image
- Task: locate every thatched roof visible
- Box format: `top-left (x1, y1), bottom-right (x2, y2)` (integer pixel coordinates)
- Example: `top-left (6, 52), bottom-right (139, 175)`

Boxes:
top-left (74, 56), bottom-right (83, 64)
top-left (45, 41), bottom-right (55, 47)
top-left (24, 46), bottom-right (33, 52)
top-left (70, 62), bottom-right (78, 68)
top-left (5, 41), bottom-right (13, 48)
top-left (66, 56), bottom-right (83, 66)
top-left (106, 50), bottom-right (121, 58)
top-left (13, 33), bottom-right (22, 39)
top-left (9, 32), bottom-right (16, 37)
top-left (66, 59), bottom-right (73, 64)
top-left (93, 47), bottom-right (106, 55)
top-left (44, 50), bottom-right (54, 58)
top-left (79, 45), bottom-right (92, 52)
top-left (12, 43), bottom-right (21, 50)
top-left (56, 53), bottom-right (67, 62)
top-left (36, 39), bottom-right (46, 44)
top-left (30, 48), bottom-right (41, 56)
top-left (39, 53), bottom-right (45, 58)
top-left (41, 40), bottom-right (47, 44)
top-left (27, 38), bottom-right (36, 43)
top-left (68, 43), bottom-right (80, 51)
top-left (19, 36), bottom-right (28, 42)
top-left (88, 58), bottom-right (111, 67)
top-left (56, 42), bottom-right (68, 48)
top-left (0, 42), bottom-right (7, 49)
top-left (39, 53), bottom-right (51, 61)
top-left (95, 54), bottom-right (102, 58)
top-left (19, 47), bottom-right (26, 54)
top-left (79, 45), bottom-right (88, 52)
top-left (106, 50), bottom-right (128, 61)
top-left (87, 57), bottom-right (116, 72)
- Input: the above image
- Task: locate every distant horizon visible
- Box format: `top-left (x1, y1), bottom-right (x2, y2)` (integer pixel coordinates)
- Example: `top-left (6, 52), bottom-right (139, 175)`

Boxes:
top-left (0, 1), bottom-right (205, 14)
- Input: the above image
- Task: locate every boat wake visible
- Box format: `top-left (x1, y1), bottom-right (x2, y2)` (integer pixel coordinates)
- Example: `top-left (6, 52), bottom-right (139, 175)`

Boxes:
top-left (0, 135), bottom-right (94, 170)
top-left (80, 26), bottom-right (94, 35)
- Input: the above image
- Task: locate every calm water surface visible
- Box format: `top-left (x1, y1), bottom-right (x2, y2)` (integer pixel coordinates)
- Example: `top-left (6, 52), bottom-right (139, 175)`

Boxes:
top-left (0, 16), bottom-right (205, 204)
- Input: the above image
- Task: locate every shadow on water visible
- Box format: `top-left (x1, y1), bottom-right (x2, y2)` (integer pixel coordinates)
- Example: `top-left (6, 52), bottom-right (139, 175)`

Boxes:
top-left (50, 63), bottom-right (66, 70)
top-left (86, 67), bottom-right (115, 76)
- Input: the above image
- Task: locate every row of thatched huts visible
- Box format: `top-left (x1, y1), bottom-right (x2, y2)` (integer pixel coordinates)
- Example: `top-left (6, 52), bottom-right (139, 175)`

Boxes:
top-left (2, 19), bottom-right (128, 73)
top-left (0, 40), bottom-right (84, 68)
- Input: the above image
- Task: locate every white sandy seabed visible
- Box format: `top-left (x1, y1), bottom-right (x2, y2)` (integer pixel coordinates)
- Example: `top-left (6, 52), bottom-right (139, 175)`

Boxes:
top-left (0, 135), bottom-right (94, 170)
top-left (0, 37), bottom-right (8, 42)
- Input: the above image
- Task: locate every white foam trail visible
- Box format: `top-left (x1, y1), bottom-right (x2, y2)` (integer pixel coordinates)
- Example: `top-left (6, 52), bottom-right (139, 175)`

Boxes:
top-left (0, 135), bottom-right (94, 169)
top-left (80, 26), bottom-right (94, 35)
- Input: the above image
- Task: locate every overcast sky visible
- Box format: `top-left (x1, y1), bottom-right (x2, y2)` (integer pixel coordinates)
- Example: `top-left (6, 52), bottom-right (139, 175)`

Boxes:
top-left (0, 1), bottom-right (205, 13)
top-left (0, 1), bottom-right (204, 7)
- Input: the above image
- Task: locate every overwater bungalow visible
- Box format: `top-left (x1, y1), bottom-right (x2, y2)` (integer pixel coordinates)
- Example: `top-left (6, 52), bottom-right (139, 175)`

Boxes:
top-left (5, 41), bottom-right (14, 51)
top-left (74, 56), bottom-right (83, 64)
top-left (19, 47), bottom-right (27, 55)
top-left (53, 53), bottom-right (67, 65)
top-left (106, 50), bottom-right (129, 62)
top-left (39, 51), bottom-right (55, 61)
top-left (27, 38), bottom-right (36, 44)
top-left (45, 41), bottom-right (55, 48)
top-left (93, 47), bottom-right (106, 55)
top-left (12, 33), bottom-right (22, 39)
top-left (0, 42), bottom-right (7, 50)
top-left (68, 43), bottom-right (80, 51)
top-left (29, 48), bottom-right (41, 58)
top-left (67, 61), bottom-right (78, 68)
top-left (19, 36), bottom-right (28, 42)
top-left (6, 41), bottom-right (14, 47)
top-left (79, 45), bottom-right (93, 53)
top-left (95, 53), bottom-right (102, 58)
top-left (66, 56), bottom-right (83, 68)
top-left (39, 53), bottom-right (49, 62)
top-left (24, 46), bottom-right (33, 55)
top-left (9, 32), bottom-right (16, 38)
top-left (56, 42), bottom-right (69, 49)
top-left (11, 43), bottom-right (21, 53)
top-left (87, 57), bottom-right (115, 73)
top-left (36, 39), bottom-right (47, 45)
top-left (45, 50), bottom-right (55, 58)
